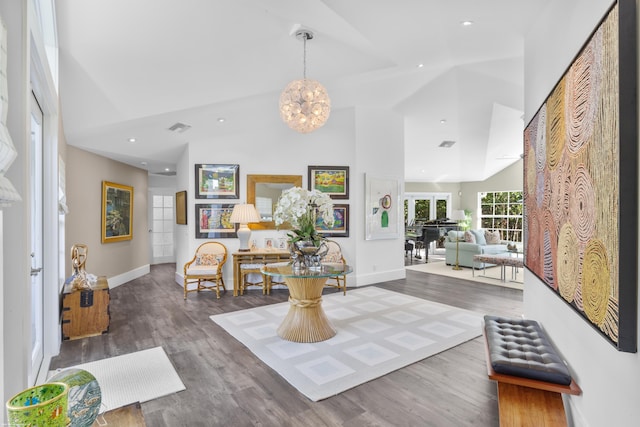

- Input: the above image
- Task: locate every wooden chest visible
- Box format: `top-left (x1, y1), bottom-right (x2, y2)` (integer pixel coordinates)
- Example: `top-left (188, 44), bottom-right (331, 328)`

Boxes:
top-left (62, 276), bottom-right (110, 340)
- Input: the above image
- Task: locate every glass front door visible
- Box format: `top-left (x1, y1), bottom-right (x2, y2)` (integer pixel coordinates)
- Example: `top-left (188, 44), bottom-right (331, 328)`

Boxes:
top-left (29, 92), bottom-right (44, 385)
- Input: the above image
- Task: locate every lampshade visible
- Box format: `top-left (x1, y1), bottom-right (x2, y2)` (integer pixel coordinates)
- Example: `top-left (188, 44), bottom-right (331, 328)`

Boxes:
top-left (230, 204), bottom-right (261, 224)
top-left (279, 29), bottom-right (331, 133)
top-left (450, 210), bottom-right (466, 221)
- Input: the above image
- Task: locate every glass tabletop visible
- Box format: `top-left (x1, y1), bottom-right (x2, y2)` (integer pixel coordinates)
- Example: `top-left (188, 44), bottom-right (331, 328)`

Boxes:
top-left (261, 262), bottom-right (352, 278)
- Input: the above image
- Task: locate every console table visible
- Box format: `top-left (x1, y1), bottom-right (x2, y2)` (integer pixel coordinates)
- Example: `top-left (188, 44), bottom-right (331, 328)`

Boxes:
top-left (232, 249), bottom-right (290, 296)
top-left (261, 263), bottom-right (352, 343)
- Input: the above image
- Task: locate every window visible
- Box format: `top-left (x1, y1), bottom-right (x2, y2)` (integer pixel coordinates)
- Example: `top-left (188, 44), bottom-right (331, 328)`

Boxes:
top-left (479, 191), bottom-right (523, 242)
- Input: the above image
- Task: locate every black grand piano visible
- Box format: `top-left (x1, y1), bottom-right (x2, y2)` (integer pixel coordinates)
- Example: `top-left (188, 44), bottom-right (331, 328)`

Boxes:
top-left (405, 218), bottom-right (459, 260)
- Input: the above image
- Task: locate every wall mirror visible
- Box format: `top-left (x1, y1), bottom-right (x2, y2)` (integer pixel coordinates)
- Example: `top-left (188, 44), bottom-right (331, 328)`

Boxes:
top-left (247, 174), bottom-right (302, 230)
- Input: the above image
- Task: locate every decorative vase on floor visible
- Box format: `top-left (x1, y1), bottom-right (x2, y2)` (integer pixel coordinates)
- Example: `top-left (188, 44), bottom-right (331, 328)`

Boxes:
top-left (6, 382), bottom-right (69, 427)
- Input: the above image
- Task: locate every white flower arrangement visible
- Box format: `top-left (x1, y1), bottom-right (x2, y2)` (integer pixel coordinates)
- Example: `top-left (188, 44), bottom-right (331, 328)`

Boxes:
top-left (274, 187), bottom-right (334, 244)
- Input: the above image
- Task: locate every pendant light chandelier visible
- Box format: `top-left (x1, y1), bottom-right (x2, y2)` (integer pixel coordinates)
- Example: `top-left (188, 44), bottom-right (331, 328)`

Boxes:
top-left (279, 29), bottom-right (331, 133)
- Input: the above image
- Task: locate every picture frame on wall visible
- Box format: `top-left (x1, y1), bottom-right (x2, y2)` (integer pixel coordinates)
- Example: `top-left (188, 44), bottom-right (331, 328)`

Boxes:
top-left (316, 204), bottom-right (349, 237)
top-left (195, 164), bottom-right (239, 199)
top-left (101, 181), bottom-right (133, 243)
top-left (365, 174), bottom-right (400, 240)
top-left (308, 165), bottom-right (349, 199)
top-left (523, 2), bottom-right (637, 352)
top-left (176, 190), bottom-right (187, 225)
top-left (195, 203), bottom-right (237, 239)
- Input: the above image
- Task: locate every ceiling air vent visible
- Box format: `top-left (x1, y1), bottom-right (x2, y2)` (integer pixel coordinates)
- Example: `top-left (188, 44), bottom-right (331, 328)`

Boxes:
top-left (152, 171), bottom-right (177, 176)
top-left (439, 140), bottom-right (456, 148)
top-left (168, 122), bottom-right (191, 133)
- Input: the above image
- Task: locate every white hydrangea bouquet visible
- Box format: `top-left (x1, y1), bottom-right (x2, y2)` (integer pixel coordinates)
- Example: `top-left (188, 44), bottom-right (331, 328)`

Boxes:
top-left (274, 187), bottom-right (334, 247)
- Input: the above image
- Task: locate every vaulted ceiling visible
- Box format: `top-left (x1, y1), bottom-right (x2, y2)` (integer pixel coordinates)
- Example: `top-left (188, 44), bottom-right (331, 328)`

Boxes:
top-left (55, 0), bottom-right (551, 182)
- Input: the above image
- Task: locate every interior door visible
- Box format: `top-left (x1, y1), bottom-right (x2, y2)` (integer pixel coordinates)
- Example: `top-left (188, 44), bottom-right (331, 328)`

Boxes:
top-left (149, 191), bottom-right (175, 265)
top-left (29, 92), bottom-right (44, 385)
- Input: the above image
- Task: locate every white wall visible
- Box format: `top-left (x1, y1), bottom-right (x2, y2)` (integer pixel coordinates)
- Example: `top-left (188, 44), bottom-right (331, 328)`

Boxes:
top-left (524, 1), bottom-right (639, 426)
top-left (174, 105), bottom-right (406, 289)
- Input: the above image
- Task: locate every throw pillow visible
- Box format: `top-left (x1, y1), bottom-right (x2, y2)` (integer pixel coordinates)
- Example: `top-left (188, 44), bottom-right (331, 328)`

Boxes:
top-left (485, 230), bottom-right (501, 244)
top-left (470, 229), bottom-right (487, 245)
top-left (196, 253), bottom-right (217, 266)
top-left (464, 230), bottom-right (476, 243)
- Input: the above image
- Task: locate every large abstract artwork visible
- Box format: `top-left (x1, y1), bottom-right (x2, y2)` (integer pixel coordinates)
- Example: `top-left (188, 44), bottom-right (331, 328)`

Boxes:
top-left (523, 2), bottom-right (637, 352)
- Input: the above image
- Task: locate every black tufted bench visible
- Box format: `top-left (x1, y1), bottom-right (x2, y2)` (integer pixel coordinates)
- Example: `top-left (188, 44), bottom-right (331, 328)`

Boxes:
top-left (483, 315), bottom-right (581, 427)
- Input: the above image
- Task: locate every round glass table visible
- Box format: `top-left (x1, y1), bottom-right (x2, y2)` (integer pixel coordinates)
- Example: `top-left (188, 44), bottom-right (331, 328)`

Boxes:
top-left (261, 263), bottom-right (353, 343)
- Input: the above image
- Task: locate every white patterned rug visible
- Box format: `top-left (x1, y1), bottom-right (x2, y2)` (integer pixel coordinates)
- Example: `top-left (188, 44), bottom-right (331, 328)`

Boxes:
top-left (50, 346), bottom-right (185, 413)
top-left (210, 287), bottom-right (482, 401)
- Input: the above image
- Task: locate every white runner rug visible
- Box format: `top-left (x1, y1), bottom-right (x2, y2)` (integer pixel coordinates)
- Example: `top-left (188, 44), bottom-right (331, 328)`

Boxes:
top-left (50, 346), bottom-right (185, 413)
top-left (210, 287), bottom-right (482, 401)
top-left (406, 260), bottom-right (523, 290)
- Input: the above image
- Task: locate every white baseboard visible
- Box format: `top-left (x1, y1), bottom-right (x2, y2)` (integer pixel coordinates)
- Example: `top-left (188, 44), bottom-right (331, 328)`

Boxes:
top-left (355, 268), bottom-right (406, 286)
top-left (108, 264), bottom-right (150, 288)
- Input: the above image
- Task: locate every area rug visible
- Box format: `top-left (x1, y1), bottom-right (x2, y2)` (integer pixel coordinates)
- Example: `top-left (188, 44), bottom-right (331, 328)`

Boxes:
top-left (49, 346), bottom-right (185, 413)
top-left (406, 260), bottom-right (524, 290)
top-left (210, 287), bottom-right (483, 401)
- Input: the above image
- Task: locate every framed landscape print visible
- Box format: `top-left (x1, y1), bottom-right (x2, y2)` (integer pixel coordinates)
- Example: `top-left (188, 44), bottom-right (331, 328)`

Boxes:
top-left (316, 204), bottom-right (349, 237)
top-left (101, 181), bottom-right (133, 243)
top-left (365, 174), bottom-right (400, 240)
top-left (195, 203), bottom-right (237, 239)
top-left (523, 1), bottom-right (637, 352)
top-left (195, 164), bottom-right (239, 199)
top-left (308, 165), bottom-right (349, 199)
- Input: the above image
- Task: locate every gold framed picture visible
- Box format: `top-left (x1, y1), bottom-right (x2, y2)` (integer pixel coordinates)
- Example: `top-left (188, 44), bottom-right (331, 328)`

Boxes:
top-left (176, 190), bottom-right (187, 225)
top-left (101, 181), bottom-right (133, 243)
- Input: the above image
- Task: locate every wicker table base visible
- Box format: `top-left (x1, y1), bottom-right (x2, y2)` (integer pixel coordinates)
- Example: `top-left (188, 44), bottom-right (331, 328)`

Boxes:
top-left (277, 276), bottom-right (336, 343)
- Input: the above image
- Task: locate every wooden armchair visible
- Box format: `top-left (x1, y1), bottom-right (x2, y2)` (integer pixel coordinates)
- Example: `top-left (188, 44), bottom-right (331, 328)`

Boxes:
top-left (183, 241), bottom-right (228, 299)
top-left (322, 239), bottom-right (347, 295)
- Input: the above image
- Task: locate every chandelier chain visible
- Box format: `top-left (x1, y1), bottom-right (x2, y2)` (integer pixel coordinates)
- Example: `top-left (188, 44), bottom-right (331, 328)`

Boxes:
top-left (303, 33), bottom-right (307, 79)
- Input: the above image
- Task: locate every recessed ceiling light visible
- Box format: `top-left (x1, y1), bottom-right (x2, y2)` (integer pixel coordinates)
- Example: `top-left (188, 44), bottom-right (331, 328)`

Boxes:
top-left (440, 119), bottom-right (447, 124)
top-left (140, 161), bottom-right (147, 166)
top-left (128, 137), bottom-right (136, 143)
top-left (417, 63), bottom-right (424, 68)
top-left (461, 20), bottom-right (474, 26)
top-left (217, 117), bottom-right (225, 123)
top-left (164, 168), bottom-right (170, 172)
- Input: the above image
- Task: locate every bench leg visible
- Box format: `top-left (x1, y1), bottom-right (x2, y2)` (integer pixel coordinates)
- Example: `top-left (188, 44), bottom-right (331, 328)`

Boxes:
top-left (497, 383), bottom-right (567, 427)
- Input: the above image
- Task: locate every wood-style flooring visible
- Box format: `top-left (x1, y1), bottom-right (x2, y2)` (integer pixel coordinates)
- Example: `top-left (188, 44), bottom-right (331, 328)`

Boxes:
top-left (50, 262), bottom-right (523, 427)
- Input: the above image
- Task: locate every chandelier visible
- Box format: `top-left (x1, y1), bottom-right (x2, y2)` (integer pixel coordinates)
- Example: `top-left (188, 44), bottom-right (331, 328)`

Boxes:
top-left (279, 29), bottom-right (331, 133)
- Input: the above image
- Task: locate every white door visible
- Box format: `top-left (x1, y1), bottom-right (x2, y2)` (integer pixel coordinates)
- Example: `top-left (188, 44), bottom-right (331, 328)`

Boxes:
top-left (29, 93), bottom-right (44, 385)
top-left (149, 191), bottom-right (175, 264)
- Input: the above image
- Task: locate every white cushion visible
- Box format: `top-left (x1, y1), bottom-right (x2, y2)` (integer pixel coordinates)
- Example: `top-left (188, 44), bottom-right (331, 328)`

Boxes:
top-left (186, 265), bottom-right (218, 275)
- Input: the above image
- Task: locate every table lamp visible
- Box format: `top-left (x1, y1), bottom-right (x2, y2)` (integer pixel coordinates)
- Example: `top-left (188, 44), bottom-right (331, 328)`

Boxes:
top-left (230, 204), bottom-right (261, 252)
top-left (450, 209), bottom-right (466, 271)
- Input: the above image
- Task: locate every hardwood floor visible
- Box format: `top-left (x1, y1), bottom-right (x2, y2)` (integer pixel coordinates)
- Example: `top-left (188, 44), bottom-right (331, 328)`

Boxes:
top-left (51, 263), bottom-right (523, 427)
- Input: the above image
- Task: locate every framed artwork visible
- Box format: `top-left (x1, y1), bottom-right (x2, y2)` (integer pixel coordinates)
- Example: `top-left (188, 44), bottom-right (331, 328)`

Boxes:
top-left (264, 238), bottom-right (275, 249)
top-left (176, 191), bottom-right (187, 225)
top-left (316, 204), bottom-right (349, 237)
top-left (101, 181), bottom-right (133, 243)
top-left (308, 165), bottom-right (349, 199)
top-left (523, 1), bottom-right (637, 352)
top-left (365, 174), bottom-right (400, 240)
top-left (195, 203), bottom-right (237, 239)
top-left (195, 164), bottom-right (239, 199)
top-left (276, 237), bottom-right (288, 250)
